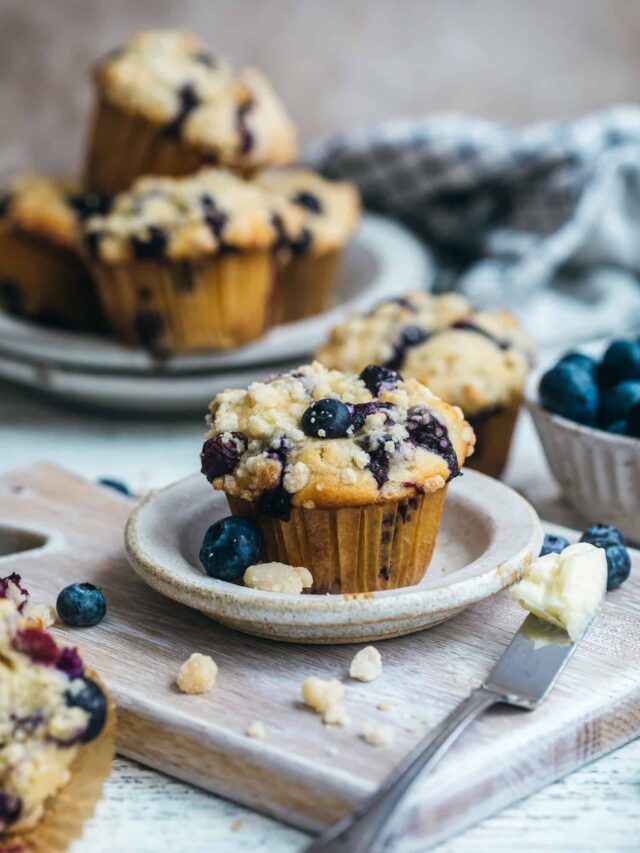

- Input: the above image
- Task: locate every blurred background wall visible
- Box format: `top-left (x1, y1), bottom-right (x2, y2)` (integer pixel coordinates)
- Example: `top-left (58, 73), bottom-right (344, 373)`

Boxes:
top-left (2, 0), bottom-right (640, 175)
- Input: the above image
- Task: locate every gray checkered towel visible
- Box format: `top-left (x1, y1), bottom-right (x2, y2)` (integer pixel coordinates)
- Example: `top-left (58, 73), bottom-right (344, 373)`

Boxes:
top-left (315, 107), bottom-right (640, 306)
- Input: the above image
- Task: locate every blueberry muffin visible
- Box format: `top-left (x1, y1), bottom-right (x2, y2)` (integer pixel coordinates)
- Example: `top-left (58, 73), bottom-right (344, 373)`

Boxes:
top-left (0, 595), bottom-right (108, 834)
top-left (83, 167), bottom-right (305, 354)
top-left (255, 169), bottom-right (361, 323)
top-left (317, 292), bottom-right (532, 478)
top-left (0, 175), bottom-right (107, 330)
top-left (200, 361), bottom-right (475, 593)
top-left (84, 30), bottom-right (297, 193)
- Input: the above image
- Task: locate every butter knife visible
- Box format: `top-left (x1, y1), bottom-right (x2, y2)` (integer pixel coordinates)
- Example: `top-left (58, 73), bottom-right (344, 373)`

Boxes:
top-left (306, 614), bottom-right (588, 852)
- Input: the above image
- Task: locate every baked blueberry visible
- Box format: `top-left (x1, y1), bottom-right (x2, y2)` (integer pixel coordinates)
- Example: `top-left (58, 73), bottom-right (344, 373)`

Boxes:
top-left (293, 190), bottom-right (323, 214)
top-left (56, 583), bottom-right (107, 628)
top-left (69, 191), bottom-right (112, 220)
top-left (386, 325), bottom-right (430, 370)
top-left (359, 364), bottom-right (402, 397)
top-left (97, 477), bottom-right (132, 496)
top-left (539, 362), bottom-right (599, 425)
top-left (580, 523), bottom-right (625, 547)
top-left (558, 351), bottom-right (597, 376)
top-left (301, 399), bottom-right (352, 438)
top-left (599, 380), bottom-right (640, 426)
top-left (199, 516), bottom-right (262, 580)
top-left (0, 792), bottom-right (22, 830)
top-left (627, 400), bottom-right (640, 437)
top-left (540, 533), bottom-right (570, 556)
top-left (599, 339), bottom-right (640, 386)
top-left (257, 485), bottom-right (292, 521)
top-left (349, 401), bottom-right (395, 432)
top-left (66, 677), bottom-right (108, 742)
top-left (200, 432), bottom-right (247, 482)
top-left (131, 226), bottom-right (167, 259)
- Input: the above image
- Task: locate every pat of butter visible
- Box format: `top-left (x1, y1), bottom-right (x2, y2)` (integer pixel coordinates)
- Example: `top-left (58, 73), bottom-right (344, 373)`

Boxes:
top-left (510, 542), bottom-right (606, 641)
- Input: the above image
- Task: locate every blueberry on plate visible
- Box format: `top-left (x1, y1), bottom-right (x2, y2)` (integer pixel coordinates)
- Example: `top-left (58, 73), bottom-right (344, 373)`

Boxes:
top-left (359, 364), bottom-right (402, 397)
top-left (599, 339), bottom-right (640, 386)
top-left (599, 380), bottom-right (640, 426)
top-left (558, 351), bottom-right (597, 376)
top-left (627, 400), bottom-right (640, 438)
top-left (66, 676), bottom-right (107, 742)
top-left (580, 523), bottom-right (625, 547)
top-left (539, 533), bottom-right (570, 557)
top-left (97, 477), bottom-right (132, 497)
top-left (56, 583), bottom-right (107, 628)
top-left (539, 362), bottom-right (599, 426)
top-left (301, 398), bottom-right (352, 438)
top-left (199, 516), bottom-right (262, 581)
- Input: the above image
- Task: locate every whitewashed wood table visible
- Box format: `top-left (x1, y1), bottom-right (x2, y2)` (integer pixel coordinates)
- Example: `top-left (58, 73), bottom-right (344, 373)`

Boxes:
top-left (1, 382), bottom-right (639, 852)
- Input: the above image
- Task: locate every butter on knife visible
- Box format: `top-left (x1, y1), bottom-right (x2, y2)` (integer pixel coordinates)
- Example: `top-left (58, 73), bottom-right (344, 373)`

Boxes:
top-left (510, 542), bottom-right (606, 642)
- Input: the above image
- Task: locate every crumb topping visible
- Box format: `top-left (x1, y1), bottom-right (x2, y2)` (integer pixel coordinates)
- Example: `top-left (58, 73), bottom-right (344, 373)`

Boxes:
top-left (245, 720), bottom-right (266, 739)
top-left (256, 168), bottom-right (361, 255)
top-left (95, 30), bottom-right (296, 168)
top-left (83, 167), bottom-right (305, 263)
top-left (243, 562), bottom-right (313, 594)
top-left (362, 722), bottom-right (394, 747)
top-left (177, 653), bottom-right (218, 694)
top-left (349, 646), bottom-right (382, 682)
top-left (202, 361), bottom-right (475, 512)
top-left (301, 676), bottom-right (349, 725)
top-left (317, 292), bottom-right (533, 416)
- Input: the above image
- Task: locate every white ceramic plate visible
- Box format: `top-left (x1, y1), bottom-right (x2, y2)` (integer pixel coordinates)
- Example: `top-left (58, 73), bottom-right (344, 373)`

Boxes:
top-left (125, 471), bottom-right (542, 644)
top-left (0, 215), bottom-right (432, 412)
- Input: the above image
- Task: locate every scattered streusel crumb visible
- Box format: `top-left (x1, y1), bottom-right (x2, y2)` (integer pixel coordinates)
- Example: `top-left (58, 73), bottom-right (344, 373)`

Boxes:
top-left (362, 723), bottom-right (394, 747)
top-left (244, 562), bottom-right (313, 594)
top-left (231, 819), bottom-right (243, 832)
top-left (302, 677), bottom-right (349, 726)
top-left (22, 601), bottom-right (57, 629)
top-left (246, 720), bottom-right (266, 739)
top-left (377, 699), bottom-right (391, 712)
top-left (323, 702), bottom-right (350, 727)
top-left (349, 646), bottom-right (382, 682)
top-left (177, 653), bottom-right (218, 694)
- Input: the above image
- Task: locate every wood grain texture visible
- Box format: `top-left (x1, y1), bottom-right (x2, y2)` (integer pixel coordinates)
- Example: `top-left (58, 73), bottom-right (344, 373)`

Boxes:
top-left (0, 462), bottom-right (639, 850)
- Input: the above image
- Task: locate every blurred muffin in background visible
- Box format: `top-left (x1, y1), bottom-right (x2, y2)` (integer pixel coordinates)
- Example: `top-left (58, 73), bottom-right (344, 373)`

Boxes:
top-left (84, 30), bottom-right (297, 193)
top-left (316, 292), bottom-right (533, 478)
top-left (82, 167), bottom-right (305, 355)
top-left (0, 175), bottom-right (106, 330)
top-left (255, 168), bottom-right (360, 323)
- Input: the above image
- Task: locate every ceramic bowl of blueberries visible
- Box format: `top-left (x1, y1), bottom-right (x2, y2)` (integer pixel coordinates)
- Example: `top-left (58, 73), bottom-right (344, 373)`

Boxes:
top-left (526, 337), bottom-right (640, 545)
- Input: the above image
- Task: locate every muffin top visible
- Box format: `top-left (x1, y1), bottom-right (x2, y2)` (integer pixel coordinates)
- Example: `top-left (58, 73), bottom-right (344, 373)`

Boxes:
top-left (316, 292), bottom-right (533, 416)
top-left (0, 174), bottom-right (112, 252)
top-left (83, 167), bottom-right (306, 263)
top-left (255, 169), bottom-right (361, 255)
top-left (94, 30), bottom-right (297, 169)
top-left (201, 361), bottom-right (475, 513)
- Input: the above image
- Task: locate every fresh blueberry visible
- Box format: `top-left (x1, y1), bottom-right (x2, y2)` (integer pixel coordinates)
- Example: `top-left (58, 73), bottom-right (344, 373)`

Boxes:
top-left (539, 363), bottom-right (599, 426)
top-left (359, 364), bottom-right (402, 397)
top-left (599, 380), bottom-right (640, 426)
top-left (627, 400), bottom-right (640, 437)
top-left (301, 399), bottom-right (352, 438)
top-left (540, 533), bottom-right (570, 556)
top-left (603, 543), bottom-right (632, 590)
top-left (200, 432), bottom-right (247, 482)
top-left (599, 339), bottom-right (640, 386)
top-left (66, 677), bottom-right (108, 742)
top-left (56, 583), bottom-right (107, 628)
top-left (0, 792), bottom-right (22, 830)
top-left (558, 351), bottom-right (597, 376)
top-left (580, 523), bottom-right (625, 547)
top-left (199, 516), bottom-right (262, 580)
top-left (97, 477), bottom-right (132, 497)
top-left (607, 419), bottom-right (627, 435)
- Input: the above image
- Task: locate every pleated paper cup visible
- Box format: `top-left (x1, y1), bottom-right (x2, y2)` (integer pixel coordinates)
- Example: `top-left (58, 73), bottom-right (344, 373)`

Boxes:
top-left (228, 488), bottom-right (448, 594)
top-left (273, 249), bottom-right (342, 325)
top-left (0, 673), bottom-right (115, 853)
top-left (90, 250), bottom-right (277, 355)
top-left (0, 224), bottom-right (102, 331)
top-left (466, 399), bottom-right (521, 479)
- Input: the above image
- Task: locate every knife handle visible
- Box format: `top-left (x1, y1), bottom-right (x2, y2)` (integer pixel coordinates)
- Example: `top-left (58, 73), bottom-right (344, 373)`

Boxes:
top-left (305, 687), bottom-right (500, 853)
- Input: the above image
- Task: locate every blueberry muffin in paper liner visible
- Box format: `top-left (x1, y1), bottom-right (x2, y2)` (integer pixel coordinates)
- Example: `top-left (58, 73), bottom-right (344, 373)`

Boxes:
top-left (255, 168), bottom-right (361, 323)
top-left (82, 167), bottom-right (306, 354)
top-left (316, 292), bottom-right (533, 478)
top-left (200, 361), bottom-right (475, 593)
top-left (0, 175), bottom-right (107, 331)
top-left (84, 30), bottom-right (297, 193)
top-left (0, 577), bottom-right (114, 851)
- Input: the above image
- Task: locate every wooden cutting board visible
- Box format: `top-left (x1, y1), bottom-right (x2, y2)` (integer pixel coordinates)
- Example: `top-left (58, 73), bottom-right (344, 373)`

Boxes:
top-left (1, 463), bottom-right (639, 850)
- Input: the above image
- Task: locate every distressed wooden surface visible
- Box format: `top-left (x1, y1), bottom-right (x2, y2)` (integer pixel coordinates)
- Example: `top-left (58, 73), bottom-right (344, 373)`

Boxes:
top-left (0, 458), bottom-right (638, 849)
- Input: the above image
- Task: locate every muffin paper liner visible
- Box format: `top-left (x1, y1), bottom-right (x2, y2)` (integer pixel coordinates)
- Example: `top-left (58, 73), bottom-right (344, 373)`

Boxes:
top-left (228, 489), bottom-right (447, 594)
top-left (91, 251), bottom-right (277, 354)
top-left (273, 250), bottom-right (343, 325)
top-left (0, 672), bottom-right (115, 853)
top-left (0, 225), bottom-right (102, 331)
top-left (467, 400), bottom-right (521, 479)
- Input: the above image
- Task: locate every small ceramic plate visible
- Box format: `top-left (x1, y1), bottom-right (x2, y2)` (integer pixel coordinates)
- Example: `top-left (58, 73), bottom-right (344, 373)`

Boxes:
top-left (0, 215), bottom-right (432, 413)
top-left (125, 471), bottom-right (542, 644)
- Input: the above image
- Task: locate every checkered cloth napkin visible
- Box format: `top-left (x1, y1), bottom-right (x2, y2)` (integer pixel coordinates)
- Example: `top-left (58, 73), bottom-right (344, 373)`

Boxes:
top-left (315, 106), bottom-right (640, 306)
